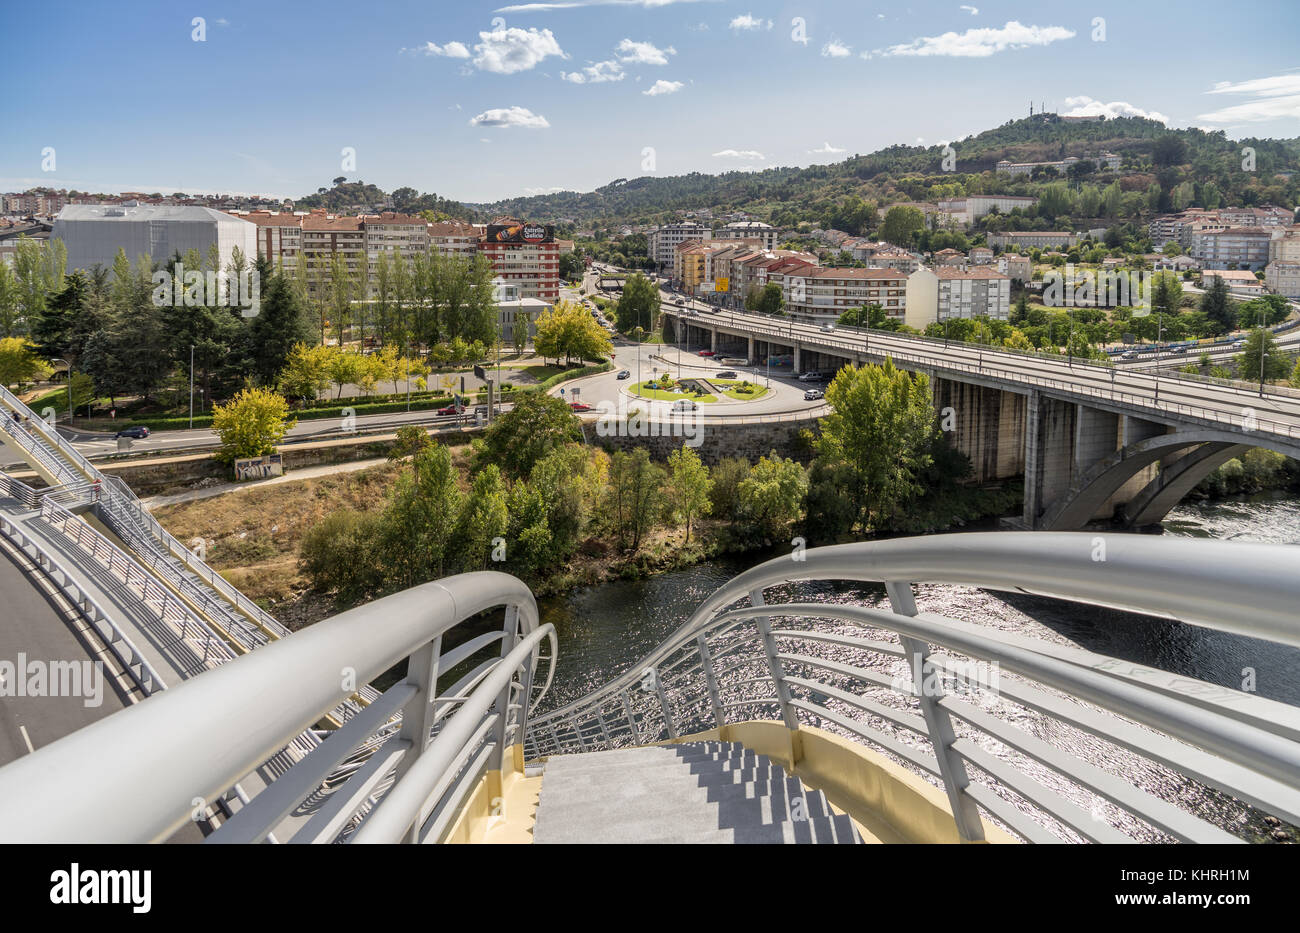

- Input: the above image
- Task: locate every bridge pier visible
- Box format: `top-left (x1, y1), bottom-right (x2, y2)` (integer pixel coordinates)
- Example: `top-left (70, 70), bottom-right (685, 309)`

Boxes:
top-left (1022, 392), bottom-right (1076, 527)
top-left (932, 378), bottom-right (1026, 483)
top-left (747, 336), bottom-right (754, 363)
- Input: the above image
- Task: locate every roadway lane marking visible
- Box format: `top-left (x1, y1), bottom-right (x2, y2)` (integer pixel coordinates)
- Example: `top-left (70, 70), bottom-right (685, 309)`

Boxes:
top-left (19, 725), bottom-right (34, 754)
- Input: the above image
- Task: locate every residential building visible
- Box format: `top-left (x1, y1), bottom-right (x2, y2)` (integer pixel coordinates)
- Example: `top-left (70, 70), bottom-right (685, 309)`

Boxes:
top-left (362, 212), bottom-right (430, 283)
top-left (300, 211), bottom-right (366, 299)
top-left (478, 217), bottom-right (559, 303)
top-left (938, 195), bottom-right (1037, 226)
top-left (427, 220), bottom-right (480, 259)
top-left (999, 254), bottom-right (1033, 281)
top-left (994, 152), bottom-right (1120, 176)
top-left (52, 204), bottom-right (258, 277)
top-left (986, 231), bottom-right (1080, 251)
top-left (492, 279), bottom-right (553, 338)
top-left (1201, 268), bottom-right (1265, 295)
top-left (1267, 227), bottom-right (1300, 264)
top-left (648, 222), bottom-right (711, 267)
top-left (969, 246), bottom-right (994, 265)
top-left (931, 248), bottom-right (966, 268)
top-left (1190, 226), bottom-right (1273, 271)
top-left (715, 221), bottom-right (778, 250)
top-left (235, 211), bottom-right (303, 275)
top-left (0, 219), bottom-right (52, 266)
top-left (785, 267), bottom-right (908, 322)
top-left (1265, 262), bottom-right (1300, 298)
top-left (905, 266), bottom-right (1011, 328)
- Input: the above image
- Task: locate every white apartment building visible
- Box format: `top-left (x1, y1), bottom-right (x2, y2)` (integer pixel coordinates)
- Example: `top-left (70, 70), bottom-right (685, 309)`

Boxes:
top-left (715, 221), bottom-right (778, 250)
top-left (995, 152), bottom-right (1120, 176)
top-left (428, 220), bottom-right (481, 259)
top-left (784, 267), bottom-right (908, 322)
top-left (938, 195), bottom-right (1037, 226)
top-left (649, 222), bottom-right (711, 267)
top-left (362, 212), bottom-right (430, 281)
top-left (904, 266), bottom-right (1011, 328)
top-left (1190, 226), bottom-right (1273, 270)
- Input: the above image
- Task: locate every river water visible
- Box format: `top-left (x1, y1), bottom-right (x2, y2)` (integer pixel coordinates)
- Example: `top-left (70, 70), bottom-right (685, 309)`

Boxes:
top-left (534, 493), bottom-right (1300, 842)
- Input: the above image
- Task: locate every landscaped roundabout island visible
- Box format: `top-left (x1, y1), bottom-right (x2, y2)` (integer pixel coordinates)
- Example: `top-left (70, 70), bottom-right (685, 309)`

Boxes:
top-left (627, 374), bottom-right (770, 404)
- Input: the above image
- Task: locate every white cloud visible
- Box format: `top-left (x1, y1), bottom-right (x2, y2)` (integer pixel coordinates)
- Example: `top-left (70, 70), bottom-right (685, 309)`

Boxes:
top-left (1063, 95), bottom-right (1169, 124)
top-left (822, 39), bottom-right (851, 58)
top-left (960, 5), bottom-right (978, 14)
top-left (525, 186), bottom-right (567, 195)
top-left (469, 106), bottom-right (551, 128)
top-left (867, 20), bottom-right (1074, 58)
top-left (562, 60), bottom-right (626, 83)
top-left (730, 14), bottom-right (772, 31)
top-left (643, 79), bottom-right (683, 96)
top-left (617, 38), bottom-right (676, 65)
top-left (712, 149), bottom-right (766, 160)
top-left (1199, 74), bottom-right (1300, 124)
top-left (413, 40), bottom-right (471, 58)
top-left (472, 27), bottom-right (566, 74)
top-left (809, 142), bottom-right (846, 154)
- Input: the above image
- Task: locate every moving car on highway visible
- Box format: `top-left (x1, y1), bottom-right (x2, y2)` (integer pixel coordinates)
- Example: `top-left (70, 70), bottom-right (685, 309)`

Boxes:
top-left (797, 371), bottom-right (823, 382)
top-left (114, 426), bottom-right (150, 439)
top-left (616, 370), bottom-right (631, 379)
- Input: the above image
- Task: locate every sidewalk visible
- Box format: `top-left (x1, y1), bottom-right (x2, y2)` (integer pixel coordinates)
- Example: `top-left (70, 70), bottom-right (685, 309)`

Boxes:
top-left (140, 456), bottom-right (392, 510)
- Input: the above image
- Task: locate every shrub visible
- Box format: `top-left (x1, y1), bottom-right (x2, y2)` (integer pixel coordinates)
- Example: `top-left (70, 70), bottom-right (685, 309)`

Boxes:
top-left (299, 510), bottom-right (385, 605)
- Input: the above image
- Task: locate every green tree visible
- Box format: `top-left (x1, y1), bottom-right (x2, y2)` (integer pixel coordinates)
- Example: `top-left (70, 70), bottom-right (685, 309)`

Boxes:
top-left (299, 510), bottom-right (385, 605)
top-left (737, 451), bottom-right (807, 538)
top-left (382, 443), bottom-right (463, 587)
top-left (533, 300), bottom-right (612, 365)
top-left (879, 206), bottom-right (925, 248)
top-left (456, 464), bottom-right (509, 571)
top-left (0, 337), bottom-right (51, 388)
top-left (664, 446), bottom-right (713, 542)
top-left (813, 358), bottom-right (938, 533)
top-left (248, 270), bottom-right (314, 385)
top-left (615, 272), bottom-right (659, 333)
top-left (476, 390), bottom-right (582, 479)
top-left (211, 387), bottom-right (296, 465)
top-left (745, 282), bottom-right (784, 316)
top-left (1234, 329), bottom-right (1291, 385)
top-left (1199, 275), bottom-right (1237, 334)
top-left (606, 447), bottom-right (665, 550)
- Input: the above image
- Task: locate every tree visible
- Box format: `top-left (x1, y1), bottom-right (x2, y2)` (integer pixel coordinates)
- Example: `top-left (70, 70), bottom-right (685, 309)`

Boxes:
top-left (299, 510), bottom-right (385, 605)
top-left (388, 424), bottom-right (432, 461)
top-left (211, 387), bottom-right (296, 465)
top-left (279, 343), bottom-right (333, 401)
top-left (1199, 276), bottom-right (1237, 334)
top-left (812, 359), bottom-right (938, 533)
top-left (1151, 271), bottom-right (1184, 317)
top-left (615, 272), bottom-right (658, 332)
top-left (533, 300), bottom-right (612, 365)
top-left (382, 443), bottom-right (463, 587)
top-left (455, 464), bottom-right (509, 571)
top-left (1234, 330), bottom-right (1291, 385)
top-left (0, 337), bottom-right (51, 388)
top-left (664, 446), bottom-right (712, 542)
top-left (745, 282), bottom-right (784, 316)
top-left (0, 260), bottom-right (18, 338)
top-left (476, 390), bottom-right (582, 478)
top-left (607, 447), bottom-right (664, 550)
top-left (737, 451), bottom-right (807, 538)
top-left (879, 206), bottom-right (925, 248)
top-left (248, 271), bottom-right (314, 385)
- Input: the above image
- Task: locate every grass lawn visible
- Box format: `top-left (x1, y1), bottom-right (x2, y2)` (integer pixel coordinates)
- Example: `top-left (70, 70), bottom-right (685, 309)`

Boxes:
top-left (712, 378), bottom-right (769, 401)
top-left (630, 382), bottom-right (718, 403)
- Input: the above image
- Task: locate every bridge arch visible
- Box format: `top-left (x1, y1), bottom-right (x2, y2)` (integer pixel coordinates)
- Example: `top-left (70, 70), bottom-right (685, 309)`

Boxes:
top-left (1039, 429), bottom-right (1300, 531)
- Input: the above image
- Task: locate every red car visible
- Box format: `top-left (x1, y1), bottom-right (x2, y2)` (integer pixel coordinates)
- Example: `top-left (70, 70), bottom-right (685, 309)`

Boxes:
top-left (436, 404), bottom-right (463, 416)
top-left (698, 350), bottom-right (716, 357)
top-left (569, 401), bottom-right (593, 412)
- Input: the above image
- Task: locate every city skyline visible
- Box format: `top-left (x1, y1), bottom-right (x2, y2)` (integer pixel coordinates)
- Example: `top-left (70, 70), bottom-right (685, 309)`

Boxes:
top-left (2, 0), bottom-right (1299, 203)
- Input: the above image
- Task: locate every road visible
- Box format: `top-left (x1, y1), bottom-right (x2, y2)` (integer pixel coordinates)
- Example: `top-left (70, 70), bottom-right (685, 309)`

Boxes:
top-left (0, 543), bottom-right (127, 767)
top-left (658, 304), bottom-right (1300, 444)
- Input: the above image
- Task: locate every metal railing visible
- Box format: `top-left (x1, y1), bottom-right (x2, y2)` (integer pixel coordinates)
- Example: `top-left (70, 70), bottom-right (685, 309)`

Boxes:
top-left (525, 532), bottom-right (1300, 844)
top-left (0, 505), bottom-right (166, 698)
top-left (666, 308), bottom-right (1300, 443)
top-left (0, 572), bottom-right (554, 844)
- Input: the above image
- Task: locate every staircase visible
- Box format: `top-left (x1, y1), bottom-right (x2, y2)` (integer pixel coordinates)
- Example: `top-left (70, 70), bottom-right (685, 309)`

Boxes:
top-left (533, 742), bottom-right (863, 844)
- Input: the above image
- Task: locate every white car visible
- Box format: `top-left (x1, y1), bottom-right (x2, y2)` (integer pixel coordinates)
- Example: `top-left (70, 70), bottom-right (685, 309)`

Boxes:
top-left (797, 371), bottom-right (823, 382)
top-left (671, 399), bottom-right (698, 412)
top-left (820, 324), bottom-right (836, 333)
top-left (804, 388), bottom-right (824, 401)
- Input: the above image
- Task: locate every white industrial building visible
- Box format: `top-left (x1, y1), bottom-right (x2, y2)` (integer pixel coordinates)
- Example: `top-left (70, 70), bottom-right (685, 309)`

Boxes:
top-left (52, 204), bottom-right (258, 274)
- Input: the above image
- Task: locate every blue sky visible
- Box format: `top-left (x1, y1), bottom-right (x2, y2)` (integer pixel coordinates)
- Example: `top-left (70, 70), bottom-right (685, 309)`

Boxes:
top-left (2, 0), bottom-right (1298, 203)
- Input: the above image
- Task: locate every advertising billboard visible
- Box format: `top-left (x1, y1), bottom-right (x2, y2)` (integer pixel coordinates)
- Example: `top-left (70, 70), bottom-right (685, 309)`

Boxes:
top-left (714, 277), bottom-right (729, 293)
top-left (486, 221), bottom-right (554, 244)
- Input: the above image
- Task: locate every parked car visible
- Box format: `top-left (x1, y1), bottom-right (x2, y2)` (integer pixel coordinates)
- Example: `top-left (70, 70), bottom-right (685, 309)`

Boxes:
top-left (616, 370), bottom-right (631, 380)
top-left (114, 426), bottom-right (150, 440)
top-left (804, 388), bottom-right (824, 401)
top-left (797, 371), bottom-right (823, 382)
top-left (715, 371), bottom-right (738, 380)
top-left (698, 350), bottom-right (716, 357)
top-left (671, 399), bottom-right (698, 412)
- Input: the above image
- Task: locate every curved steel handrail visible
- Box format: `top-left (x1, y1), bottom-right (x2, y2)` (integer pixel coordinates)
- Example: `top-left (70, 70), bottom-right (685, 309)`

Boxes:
top-left (0, 571), bottom-right (550, 844)
top-left (525, 532), bottom-right (1300, 844)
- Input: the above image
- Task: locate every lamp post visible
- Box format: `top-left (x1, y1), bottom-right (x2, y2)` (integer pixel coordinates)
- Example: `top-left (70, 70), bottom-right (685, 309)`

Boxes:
top-left (189, 345), bottom-right (195, 429)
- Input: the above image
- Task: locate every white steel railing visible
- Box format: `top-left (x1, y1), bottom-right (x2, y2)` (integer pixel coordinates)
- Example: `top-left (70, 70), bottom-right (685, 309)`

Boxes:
top-left (0, 572), bottom-right (554, 844)
top-left (525, 532), bottom-right (1300, 844)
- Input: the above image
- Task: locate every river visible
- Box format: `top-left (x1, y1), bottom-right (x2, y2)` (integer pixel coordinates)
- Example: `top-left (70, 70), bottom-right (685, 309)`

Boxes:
top-left (534, 493), bottom-right (1300, 842)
